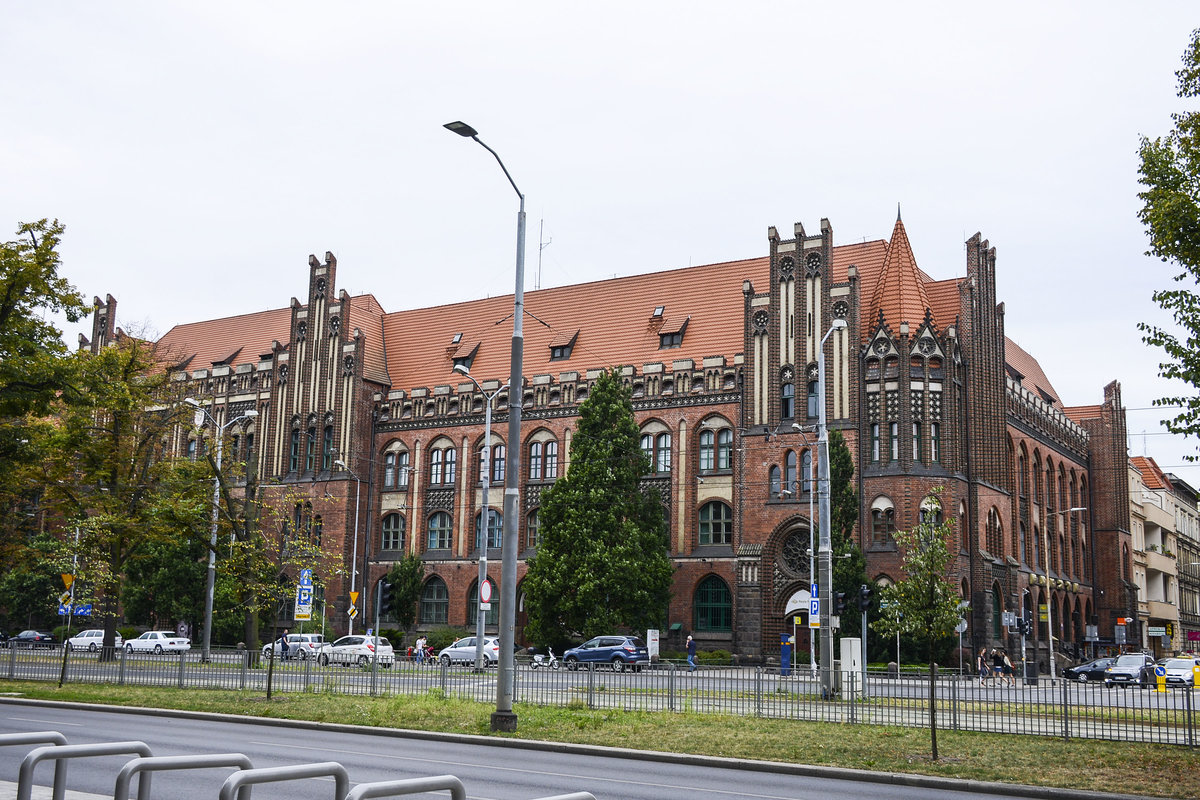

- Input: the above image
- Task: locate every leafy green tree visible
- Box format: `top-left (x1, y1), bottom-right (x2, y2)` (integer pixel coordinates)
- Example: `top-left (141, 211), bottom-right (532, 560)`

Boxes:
top-left (828, 429), bottom-right (867, 639)
top-left (386, 553), bottom-right (425, 632)
top-left (0, 531), bottom-right (67, 631)
top-left (524, 368), bottom-right (673, 644)
top-left (1138, 29), bottom-right (1200, 456)
top-left (871, 490), bottom-right (960, 760)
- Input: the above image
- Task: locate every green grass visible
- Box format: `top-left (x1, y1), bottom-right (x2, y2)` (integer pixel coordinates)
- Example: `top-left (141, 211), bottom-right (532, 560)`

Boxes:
top-left (1, 679), bottom-right (1197, 798)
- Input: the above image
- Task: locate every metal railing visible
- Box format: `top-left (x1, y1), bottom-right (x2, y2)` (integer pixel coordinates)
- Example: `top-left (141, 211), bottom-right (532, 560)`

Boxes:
top-left (4, 644), bottom-right (1197, 748)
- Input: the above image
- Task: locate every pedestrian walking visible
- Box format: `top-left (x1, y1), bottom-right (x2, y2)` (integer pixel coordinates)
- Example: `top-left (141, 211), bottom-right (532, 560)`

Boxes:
top-left (279, 629), bottom-right (290, 661)
top-left (1002, 648), bottom-right (1016, 687)
top-left (977, 647), bottom-right (991, 685)
top-left (686, 635), bottom-right (697, 672)
top-left (415, 635), bottom-right (427, 665)
top-left (991, 648), bottom-right (1005, 686)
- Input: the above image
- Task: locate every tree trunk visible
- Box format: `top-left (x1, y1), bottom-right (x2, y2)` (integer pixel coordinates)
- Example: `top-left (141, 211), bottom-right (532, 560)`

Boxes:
top-left (928, 647), bottom-right (939, 760)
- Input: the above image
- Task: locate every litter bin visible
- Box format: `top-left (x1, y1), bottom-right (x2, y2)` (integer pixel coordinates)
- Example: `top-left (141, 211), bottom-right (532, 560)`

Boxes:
top-left (1024, 660), bottom-right (1039, 686)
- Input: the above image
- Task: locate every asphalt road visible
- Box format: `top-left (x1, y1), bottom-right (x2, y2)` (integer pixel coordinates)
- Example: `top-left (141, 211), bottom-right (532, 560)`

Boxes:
top-left (0, 701), bottom-right (1138, 800)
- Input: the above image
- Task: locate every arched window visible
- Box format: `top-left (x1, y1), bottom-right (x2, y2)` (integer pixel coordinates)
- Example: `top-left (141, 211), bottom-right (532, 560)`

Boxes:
top-left (526, 509), bottom-right (541, 549)
top-left (544, 441), bottom-right (558, 478)
top-left (781, 383), bottom-right (795, 419)
top-left (475, 509), bottom-right (503, 551)
top-left (306, 426), bottom-right (317, 471)
top-left (655, 433), bottom-right (671, 474)
top-left (806, 380), bottom-right (819, 418)
top-left (769, 465), bottom-right (781, 498)
top-left (694, 575), bottom-right (732, 631)
top-left (322, 425), bottom-right (334, 470)
top-left (312, 515), bottom-right (322, 547)
top-left (468, 581), bottom-right (498, 625)
top-left (492, 443), bottom-right (506, 483)
top-left (444, 447), bottom-right (457, 484)
top-left (397, 451), bottom-right (410, 487)
top-left (1018, 521), bottom-right (1027, 564)
top-left (919, 495), bottom-right (942, 526)
top-left (381, 513), bottom-right (404, 551)
top-left (289, 430), bottom-right (300, 471)
top-left (529, 441), bottom-right (543, 480)
top-left (420, 577), bottom-right (448, 624)
top-left (716, 429), bottom-right (732, 470)
top-left (785, 450), bottom-right (797, 490)
top-left (427, 512), bottom-right (452, 550)
top-left (431, 449), bottom-right (443, 484)
top-left (384, 452), bottom-right (396, 488)
top-left (801, 450), bottom-right (813, 493)
top-left (992, 583), bottom-right (1003, 638)
top-left (699, 430), bottom-right (715, 472)
top-left (187, 439), bottom-right (197, 461)
top-left (871, 497), bottom-right (896, 547)
top-left (986, 507), bottom-right (1003, 556)
top-left (698, 501), bottom-right (732, 546)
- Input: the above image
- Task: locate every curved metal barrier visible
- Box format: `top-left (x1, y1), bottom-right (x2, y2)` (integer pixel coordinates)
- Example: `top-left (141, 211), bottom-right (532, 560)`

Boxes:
top-left (114, 753), bottom-right (254, 800)
top-left (17, 741), bottom-right (152, 800)
top-left (217, 761), bottom-right (349, 800)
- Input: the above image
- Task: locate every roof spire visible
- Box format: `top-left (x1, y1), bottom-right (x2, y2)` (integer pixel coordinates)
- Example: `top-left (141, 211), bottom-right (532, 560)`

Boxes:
top-left (896, 202), bottom-right (901, 222)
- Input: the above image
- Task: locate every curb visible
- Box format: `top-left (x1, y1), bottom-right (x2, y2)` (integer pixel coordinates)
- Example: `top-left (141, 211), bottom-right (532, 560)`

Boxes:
top-left (0, 697), bottom-right (1166, 800)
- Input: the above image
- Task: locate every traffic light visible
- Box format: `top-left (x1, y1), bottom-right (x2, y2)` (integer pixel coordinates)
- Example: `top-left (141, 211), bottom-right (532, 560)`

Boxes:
top-left (857, 584), bottom-right (873, 612)
top-left (1019, 617), bottom-right (1033, 637)
top-left (833, 591), bottom-right (847, 615)
top-left (377, 579), bottom-right (394, 618)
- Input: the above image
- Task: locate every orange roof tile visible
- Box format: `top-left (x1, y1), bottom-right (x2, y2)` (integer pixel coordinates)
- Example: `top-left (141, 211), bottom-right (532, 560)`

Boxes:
top-left (1062, 404), bottom-right (1102, 424)
top-left (1005, 337), bottom-right (1062, 408)
top-left (347, 294), bottom-right (389, 386)
top-left (867, 217), bottom-right (932, 335)
top-left (1132, 455), bottom-right (1170, 490)
top-left (157, 306), bottom-right (292, 371)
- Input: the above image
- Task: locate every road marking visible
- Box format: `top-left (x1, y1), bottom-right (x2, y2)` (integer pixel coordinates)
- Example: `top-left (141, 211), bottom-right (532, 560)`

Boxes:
top-left (6, 717), bottom-right (85, 726)
top-left (250, 740), bottom-right (804, 799)
top-left (0, 780), bottom-right (105, 798)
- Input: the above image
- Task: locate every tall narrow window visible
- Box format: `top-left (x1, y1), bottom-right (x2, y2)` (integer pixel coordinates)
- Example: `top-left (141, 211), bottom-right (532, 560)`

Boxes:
top-left (889, 422), bottom-right (899, 461)
top-left (544, 441), bottom-right (558, 478)
top-left (419, 578), bottom-right (449, 625)
top-left (785, 449), bottom-right (797, 490)
top-left (871, 423), bottom-right (880, 462)
top-left (475, 509), bottom-right (503, 551)
top-left (289, 430), bottom-right (300, 471)
top-left (807, 380), bottom-right (819, 418)
top-left (912, 422), bottom-right (921, 462)
top-left (526, 509), bottom-right (541, 548)
top-left (384, 452), bottom-right (396, 488)
top-left (431, 449), bottom-right (443, 485)
top-left (322, 425), bottom-right (334, 470)
top-left (469, 581), bottom-right (499, 625)
top-left (640, 433), bottom-right (654, 469)
top-left (698, 501), bottom-right (733, 545)
top-left (699, 430), bottom-right (715, 472)
top-left (381, 513), bottom-right (404, 551)
top-left (655, 433), bottom-right (672, 474)
top-left (781, 383), bottom-right (795, 419)
top-left (245, 432), bottom-right (254, 462)
top-left (694, 575), bottom-right (732, 631)
top-left (443, 448), bottom-right (457, 484)
top-left (930, 422), bottom-right (940, 462)
top-left (397, 451), bottom-right (410, 487)
top-left (306, 427), bottom-right (317, 471)
top-left (187, 439), bottom-right (197, 461)
top-left (716, 429), bottom-right (732, 470)
top-left (427, 512), bottom-right (452, 550)
top-left (492, 444), bottom-right (506, 483)
top-left (529, 442), bottom-right (543, 480)
top-left (801, 450), bottom-right (813, 493)
top-left (769, 465), bottom-right (781, 498)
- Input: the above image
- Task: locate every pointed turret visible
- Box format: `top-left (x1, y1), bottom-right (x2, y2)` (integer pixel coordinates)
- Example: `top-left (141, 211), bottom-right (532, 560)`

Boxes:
top-left (867, 215), bottom-right (931, 333)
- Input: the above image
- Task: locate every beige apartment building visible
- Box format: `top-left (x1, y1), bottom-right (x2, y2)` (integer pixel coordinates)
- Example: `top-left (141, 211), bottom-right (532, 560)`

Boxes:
top-left (1130, 457), bottom-right (1180, 656)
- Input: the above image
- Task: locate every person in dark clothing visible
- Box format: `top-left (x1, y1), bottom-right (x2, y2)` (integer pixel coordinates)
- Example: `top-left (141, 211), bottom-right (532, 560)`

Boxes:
top-left (686, 635), bottom-right (697, 672)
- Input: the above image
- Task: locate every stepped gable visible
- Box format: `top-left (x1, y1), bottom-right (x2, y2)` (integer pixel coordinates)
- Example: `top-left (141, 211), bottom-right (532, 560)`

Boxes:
top-left (1006, 337), bottom-right (1062, 408)
top-left (866, 215), bottom-right (933, 337)
top-left (156, 306), bottom-right (292, 371)
top-left (382, 257), bottom-right (769, 392)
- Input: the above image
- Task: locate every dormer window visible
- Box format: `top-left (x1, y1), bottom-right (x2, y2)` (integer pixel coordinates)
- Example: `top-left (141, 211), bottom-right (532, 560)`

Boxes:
top-left (450, 340), bottom-right (480, 373)
top-left (549, 329), bottom-right (579, 361)
top-left (652, 305), bottom-right (665, 318)
top-left (658, 317), bottom-right (689, 349)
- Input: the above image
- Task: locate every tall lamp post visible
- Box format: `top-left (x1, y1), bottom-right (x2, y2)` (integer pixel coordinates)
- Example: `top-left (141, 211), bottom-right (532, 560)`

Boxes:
top-left (817, 317), bottom-right (847, 697)
top-left (185, 399), bottom-right (258, 662)
top-left (445, 120), bottom-right (526, 732)
top-left (1046, 506), bottom-right (1087, 679)
top-left (333, 459), bottom-right (361, 634)
top-left (454, 364), bottom-right (509, 671)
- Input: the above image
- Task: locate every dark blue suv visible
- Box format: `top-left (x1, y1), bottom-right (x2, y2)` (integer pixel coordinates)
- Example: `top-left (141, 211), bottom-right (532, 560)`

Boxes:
top-left (563, 635), bottom-right (648, 672)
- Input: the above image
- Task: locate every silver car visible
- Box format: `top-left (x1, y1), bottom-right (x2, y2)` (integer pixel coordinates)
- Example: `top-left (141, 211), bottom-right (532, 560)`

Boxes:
top-left (262, 633), bottom-right (325, 660)
top-left (317, 635), bottom-right (394, 667)
top-left (438, 636), bottom-right (500, 666)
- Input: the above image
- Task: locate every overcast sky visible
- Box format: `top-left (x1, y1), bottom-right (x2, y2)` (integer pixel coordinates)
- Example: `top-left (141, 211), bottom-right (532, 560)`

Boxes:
top-left (5, 3), bottom-right (1199, 485)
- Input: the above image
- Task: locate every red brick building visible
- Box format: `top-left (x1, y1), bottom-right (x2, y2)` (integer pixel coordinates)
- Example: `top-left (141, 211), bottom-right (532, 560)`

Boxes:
top-left (90, 213), bottom-right (1129, 661)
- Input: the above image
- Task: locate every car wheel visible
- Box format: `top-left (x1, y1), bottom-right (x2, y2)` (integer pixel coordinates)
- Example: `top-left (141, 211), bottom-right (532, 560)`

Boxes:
top-left (1078, 673), bottom-right (1088, 683)
top-left (357, 655), bottom-right (370, 667)
top-left (298, 650), bottom-right (309, 661)
top-left (126, 644), bottom-right (133, 653)
top-left (565, 656), bottom-right (579, 671)
top-left (441, 654), bottom-right (451, 667)
top-left (88, 643), bottom-right (98, 653)
top-left (153, 644), bottom-right (163, 655)
top-left (611, 656), bottom-right (626, 673)
top-left (318, 654), bottom-right (329, 666)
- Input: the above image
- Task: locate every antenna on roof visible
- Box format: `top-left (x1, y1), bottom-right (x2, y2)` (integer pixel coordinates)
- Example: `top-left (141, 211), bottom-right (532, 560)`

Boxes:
top-left (536, 218), bottom-right (552, 290)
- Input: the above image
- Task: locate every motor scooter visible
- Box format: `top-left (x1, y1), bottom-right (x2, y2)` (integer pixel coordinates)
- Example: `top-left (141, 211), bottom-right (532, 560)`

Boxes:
top-left (530, 647), bottom-right (560, 670)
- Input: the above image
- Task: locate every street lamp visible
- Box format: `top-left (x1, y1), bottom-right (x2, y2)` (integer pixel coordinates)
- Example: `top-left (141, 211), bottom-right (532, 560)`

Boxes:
top-left (782, 422), bottom-right (819, 678)
top-left (445, 120), bottom-right (526, 732)
top-left (1045, 506), bottom-right (1087, 680)
top-left (185, 399), bottom-right (258, 662)
top-left (817, 317), bottom-right (848, 697)
top-left (454, 364), bottom-right (510, 671)
top-left (333, 459), bottom-right (361, 634)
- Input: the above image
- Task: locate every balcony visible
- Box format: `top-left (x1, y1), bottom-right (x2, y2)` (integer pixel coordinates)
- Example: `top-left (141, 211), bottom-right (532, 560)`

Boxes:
top-left (1146, 549), bottom-right (1178, 576)
top-left (1147, 599), bottom-right (1180, 622)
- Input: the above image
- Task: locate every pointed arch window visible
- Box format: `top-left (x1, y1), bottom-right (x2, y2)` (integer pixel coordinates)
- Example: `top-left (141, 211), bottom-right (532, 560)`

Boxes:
top-left (427, 511), bottom-right (452, 550)
top-left (475, 509), bottom-right (503, 551)
top-left (526, 509), bottom-right (541, 548)
top-left (801, 450), bottom-right (813, 493)
top-left (769, 465), bottom-right (781, 498)
top-left (289, 430), bottom-right (300, 472)
top-left (306, 426), bottom-right (317, 471)
top-left (694, 575), bottom-right (732, 632)
top-left (781, 383), bottom-right (795, 419)
top-left (785, 450), bottom-right (797, 490)
top-left (420, 577), bottom-right (449, 624)
top-left (322, 424), bottom-right (334, 470)
top-left (384, 452), bottom-right (396, 488)
top-left (871, 497), bottom-right (896, 547)
top-left (381, 513), bottom-right (404, 551)
top-left (698, 501), bottom-right (732, 546)
top-left (469, 581), bottom-right (498, 625)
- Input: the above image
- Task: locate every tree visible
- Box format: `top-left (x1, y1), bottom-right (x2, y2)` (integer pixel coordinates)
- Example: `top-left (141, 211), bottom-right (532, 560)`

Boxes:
top-left (386, 553), bottom-right (425, 632)
top-left (828, 429), bottom-right (868, 639)
top-left (523, 368), bottom-right (673, 644)
top-left (1138, 29), bottom-right (1200, 457)
top-left (871, 490), bottom-right (960, 761)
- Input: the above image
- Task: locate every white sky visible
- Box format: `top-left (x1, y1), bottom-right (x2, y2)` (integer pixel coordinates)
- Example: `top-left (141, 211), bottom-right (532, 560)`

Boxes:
top-left (5, 2), bottom-right (1199, 485)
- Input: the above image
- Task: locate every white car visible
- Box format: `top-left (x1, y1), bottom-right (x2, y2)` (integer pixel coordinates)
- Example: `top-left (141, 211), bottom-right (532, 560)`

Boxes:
top-left (439, 636), bottom-right (500, 666)
top-left (317, 635), bottom-right (394, 667)
top-left (261, 633), bottom-right (325, 660)
top-left (66, 629), bottom-right (123, 652)
top-left (125, 630), bottom-right (191, 654)
top-left (1161, 657), bottom-right (1200, 686)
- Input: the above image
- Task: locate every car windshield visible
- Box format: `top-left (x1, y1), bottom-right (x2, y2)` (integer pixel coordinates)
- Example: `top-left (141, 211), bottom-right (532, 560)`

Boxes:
top-left (1114, 655), bottom-right (1144, 666)
top-left (1165, 659), bottom-right (1195, 669)
top-left (630, 638), bottom-right (646, 647)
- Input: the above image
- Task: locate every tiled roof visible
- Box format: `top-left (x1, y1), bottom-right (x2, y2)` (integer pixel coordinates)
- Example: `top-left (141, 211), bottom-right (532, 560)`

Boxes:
top-left (866, 217), bottom-right (932, 336)
top-left (157, 306), bottom-right (292, 371)
top-left (1062, 404), bottom-right (1102, 424)
top-left (1006, 337), bottom-right (1061, 408)
top-left (347, 294), bottom-right (389, 386)
top-left (1132, 455), bottom-right (1170, 490)
top-left (382, 257), bottom-right (770, 392)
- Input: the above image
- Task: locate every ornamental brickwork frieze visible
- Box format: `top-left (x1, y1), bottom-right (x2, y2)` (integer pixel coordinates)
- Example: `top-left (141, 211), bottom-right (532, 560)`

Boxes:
top-left (425, 487), bottom-right (455, 511)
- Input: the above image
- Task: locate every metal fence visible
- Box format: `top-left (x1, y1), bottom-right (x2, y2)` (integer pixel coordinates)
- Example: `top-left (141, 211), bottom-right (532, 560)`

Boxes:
top-left (4, 645), bottom-right (1197, 747)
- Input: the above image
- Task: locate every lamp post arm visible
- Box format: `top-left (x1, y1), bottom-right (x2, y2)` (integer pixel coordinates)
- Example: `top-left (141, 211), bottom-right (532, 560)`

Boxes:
top-left (471, 136), bottom-right (523, 201)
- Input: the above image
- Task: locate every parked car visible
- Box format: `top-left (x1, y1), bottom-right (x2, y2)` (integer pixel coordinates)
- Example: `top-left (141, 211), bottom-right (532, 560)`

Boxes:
top-left (125, 630), bottom-right (191, 654)
top-left (317, 635), bottom-right (394, 667)
top-left (1104, 653), bottom-right (1157, 687)
top-left (563, 635), bottom-right (649, 672)
top-left (438, 636), bottom-right (500, 666)
top-left (261, 633), bottom-right (325, 660)
top-left (66, 629), bottom-right (123, 652)
top-left (1159, 657), bottom-right (1200, 687)
top-left (10, 630), bottom-right (57, 649)
top-left (1063, 657), bottom-right (1115, 683)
